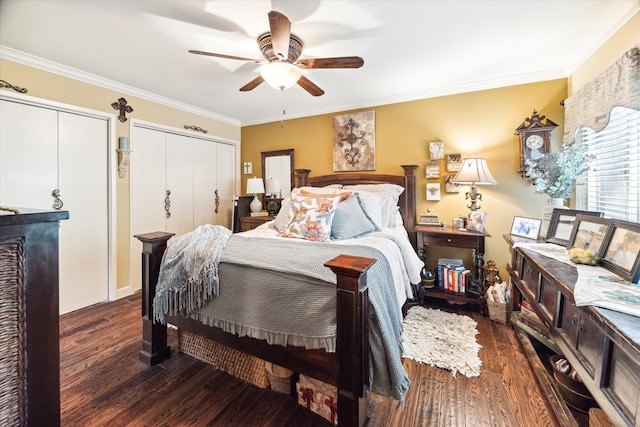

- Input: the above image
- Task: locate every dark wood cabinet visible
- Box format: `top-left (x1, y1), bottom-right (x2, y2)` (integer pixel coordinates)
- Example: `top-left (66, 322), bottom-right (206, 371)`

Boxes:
top-left (0, 208), bottom-right (69, 426)
top-left (506, 234), bottom-right (639, 427)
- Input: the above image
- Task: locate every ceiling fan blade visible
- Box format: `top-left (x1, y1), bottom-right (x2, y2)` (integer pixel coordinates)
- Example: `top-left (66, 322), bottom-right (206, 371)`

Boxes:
top-left (268, 11), bottom-right (291, 61)
top-left (189, 50), bottom-right (261, 63)
top-left (296, 56), bottom-right (364, 69)
top-left (239, 75), bottom-right (265, 92)
top-left (297, 75), bottom-right (324, 96)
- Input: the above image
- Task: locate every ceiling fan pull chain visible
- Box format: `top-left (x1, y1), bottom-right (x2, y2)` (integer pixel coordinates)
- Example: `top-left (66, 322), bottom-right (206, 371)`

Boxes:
top-left (280, 92), bottom-right (286, 128)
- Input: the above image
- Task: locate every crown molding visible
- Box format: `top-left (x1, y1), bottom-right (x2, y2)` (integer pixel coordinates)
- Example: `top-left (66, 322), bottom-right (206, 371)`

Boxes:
top-left (0, 46), bottom-right (241, 127)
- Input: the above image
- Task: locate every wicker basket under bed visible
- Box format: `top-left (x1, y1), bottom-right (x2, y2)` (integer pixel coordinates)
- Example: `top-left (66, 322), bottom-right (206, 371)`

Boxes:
top-left (179, 329), bottom-right (270, 388)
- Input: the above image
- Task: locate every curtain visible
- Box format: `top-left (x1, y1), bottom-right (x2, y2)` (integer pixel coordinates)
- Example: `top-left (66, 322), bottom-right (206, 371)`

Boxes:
top-left (563, 44), bottom-right (640, 142)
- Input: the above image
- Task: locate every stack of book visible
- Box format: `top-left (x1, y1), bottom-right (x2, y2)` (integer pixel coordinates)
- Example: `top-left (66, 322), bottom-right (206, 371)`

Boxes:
top-left (250, 211), bottom-right (269, 217)
top-left (436, 258), bottom-right (470, 293)
top-left (518, 300), bottom-right (549, 338)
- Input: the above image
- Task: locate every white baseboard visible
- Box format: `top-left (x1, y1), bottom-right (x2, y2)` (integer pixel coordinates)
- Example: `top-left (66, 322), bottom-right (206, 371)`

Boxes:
top-left (116, 284), bottom-right (135, 300)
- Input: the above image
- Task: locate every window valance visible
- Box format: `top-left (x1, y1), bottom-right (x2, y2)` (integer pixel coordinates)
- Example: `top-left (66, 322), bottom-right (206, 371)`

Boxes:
top-left (563, 44), bottom-right (640, 143)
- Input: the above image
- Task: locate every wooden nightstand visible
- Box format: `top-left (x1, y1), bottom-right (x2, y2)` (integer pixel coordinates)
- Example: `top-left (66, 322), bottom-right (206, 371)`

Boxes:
top-left (413, 225), bottom-right (491, 314)
top-left (239, 215), bottom-right (274, 232)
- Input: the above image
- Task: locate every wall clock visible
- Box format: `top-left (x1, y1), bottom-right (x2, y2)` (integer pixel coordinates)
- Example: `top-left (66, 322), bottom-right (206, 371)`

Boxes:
top-left (514, 109), bottom-right (558, 175)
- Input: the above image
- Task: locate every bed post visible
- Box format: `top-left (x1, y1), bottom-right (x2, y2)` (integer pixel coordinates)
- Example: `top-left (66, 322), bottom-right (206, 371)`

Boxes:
top-left (295, 168), bottom-right (311, 187)
top-left (134, 231), bottom-right (174, 366)
top-left (325, 254), bottom-right (376, 427)
top-left (401, 164), bottom-right (418, 248)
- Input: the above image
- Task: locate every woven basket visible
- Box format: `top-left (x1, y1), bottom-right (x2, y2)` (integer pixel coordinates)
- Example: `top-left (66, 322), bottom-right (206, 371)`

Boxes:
top-left (179, 330), bottom-right (269, 388)
top-left (487, 300), bottom-right (510, 324)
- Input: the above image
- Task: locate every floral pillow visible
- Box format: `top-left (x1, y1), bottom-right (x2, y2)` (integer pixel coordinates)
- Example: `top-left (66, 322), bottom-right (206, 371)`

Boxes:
top-left (281, 194), bottom-right (340, 242)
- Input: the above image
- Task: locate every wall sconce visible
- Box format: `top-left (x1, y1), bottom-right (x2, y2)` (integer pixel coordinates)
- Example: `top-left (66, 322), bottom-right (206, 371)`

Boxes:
top-left (117, 137), bottom-right (131, 178)
top-left (450, 156), bottom-right (497, 213)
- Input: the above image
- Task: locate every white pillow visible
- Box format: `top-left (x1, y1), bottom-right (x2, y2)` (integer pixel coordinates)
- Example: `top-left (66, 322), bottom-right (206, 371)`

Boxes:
top-left (271, 196), bottom-right (292, 233)
top-left (343, 184), bottom-right (404, 228)
top-left (350, 191), bottom-right (387, 229)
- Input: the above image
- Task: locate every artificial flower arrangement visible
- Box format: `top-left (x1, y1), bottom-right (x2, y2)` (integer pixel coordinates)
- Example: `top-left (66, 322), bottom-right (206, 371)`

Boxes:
top-left (525, 143), bottom-right (594, 199)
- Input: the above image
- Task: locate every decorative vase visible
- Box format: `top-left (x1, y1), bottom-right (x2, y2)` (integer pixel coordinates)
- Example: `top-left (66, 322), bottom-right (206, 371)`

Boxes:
top-left (540, 197), bottom-right (566, 238)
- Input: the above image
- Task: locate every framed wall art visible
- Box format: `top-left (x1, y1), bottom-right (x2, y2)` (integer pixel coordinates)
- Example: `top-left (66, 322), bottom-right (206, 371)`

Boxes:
top-left (332, 111), bottom-right (375, 171)
top-left (566, 214), bottom-right (611, 255)
top-left (546, 209), bottom-right (603, 246)
top-left (510, 216), bottom-right (542, 240)
top-left (445, 175), bottom-right (460, 193)
top-left (429, 141), bottom-right (445, 159)
top-left (600, 219), bottom-right (640, 283)
top-left (426, 161), bottom-right (439, 178)
top-left (426, 183), bottom-right (441, 201)
top-left (446, 153), bottom-right (462, 172)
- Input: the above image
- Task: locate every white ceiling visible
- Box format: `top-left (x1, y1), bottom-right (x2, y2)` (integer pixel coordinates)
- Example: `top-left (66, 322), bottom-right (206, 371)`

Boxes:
top-left (1, 1), bottom-right (638, 126)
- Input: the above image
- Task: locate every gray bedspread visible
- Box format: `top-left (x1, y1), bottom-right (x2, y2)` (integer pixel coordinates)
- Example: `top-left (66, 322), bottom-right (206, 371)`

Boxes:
top-left (157, 229), bottom-right (410, 401)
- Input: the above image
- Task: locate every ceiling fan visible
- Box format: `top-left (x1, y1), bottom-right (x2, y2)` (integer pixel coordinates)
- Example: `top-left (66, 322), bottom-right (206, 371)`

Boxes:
top-left (189, 10), bottom-right (364, 96)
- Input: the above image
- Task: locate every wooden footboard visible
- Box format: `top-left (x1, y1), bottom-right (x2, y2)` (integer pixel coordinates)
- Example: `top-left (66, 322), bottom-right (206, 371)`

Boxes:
top-left (135, 232), bottom-right (376, 427)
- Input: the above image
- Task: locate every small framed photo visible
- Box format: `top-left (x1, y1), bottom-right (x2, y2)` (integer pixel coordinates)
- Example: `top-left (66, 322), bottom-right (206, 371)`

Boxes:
top-left (546, 209), bottom-right (603, 246)
top-left (426, 161), bottom-right (440, 179)
top-left (426, 183), bottom-right (441, 201)
top-left (510, 216), bottom-right (542, 240)
top-left (445, 175), bottom-right (460, 193)
top-left (429, 141), bottom-right (445, 160)
top-left (446, 153), bottom-right (462, 172)
top-left (566, 214), bottom-right (612, 255)
top-left (468, 211), bottom-right (488, 233)
top-left (600, 219), bottom-right (640, 283)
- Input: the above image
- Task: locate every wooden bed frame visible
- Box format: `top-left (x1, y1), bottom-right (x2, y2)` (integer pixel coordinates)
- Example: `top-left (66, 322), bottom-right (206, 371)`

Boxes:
top-left (134, 165), bottom-right (417, 427)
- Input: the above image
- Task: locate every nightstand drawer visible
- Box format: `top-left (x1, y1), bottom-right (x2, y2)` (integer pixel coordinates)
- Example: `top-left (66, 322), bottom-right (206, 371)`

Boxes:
top-left (239, 215), bottom-right (274, 232)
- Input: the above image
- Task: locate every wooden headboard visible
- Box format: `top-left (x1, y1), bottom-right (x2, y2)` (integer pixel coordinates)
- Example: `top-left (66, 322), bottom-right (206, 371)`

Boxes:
top-left (295, 165), bottom-right (418, 245)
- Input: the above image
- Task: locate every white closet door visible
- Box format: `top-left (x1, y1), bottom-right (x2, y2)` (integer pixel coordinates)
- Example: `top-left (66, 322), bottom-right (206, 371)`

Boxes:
top-left (0, 100), bottom-right (57, 209)
top-left (58, 111), bottom-right (109, 314)
top-left (215, 142), bottom-right (236, 229)
top-left (166, 133), bottom-right (194, 236)
top-left (193, 139), bottom-right (217, 228)
top-left (130, 126), bottom-right (168, 291)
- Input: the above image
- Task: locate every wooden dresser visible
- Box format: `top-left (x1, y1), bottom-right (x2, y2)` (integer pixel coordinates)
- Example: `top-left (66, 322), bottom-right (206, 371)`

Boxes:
top-left (505, 234), bottom-right (639, 427)
top-left (0, 208), bottom-right (69, 426)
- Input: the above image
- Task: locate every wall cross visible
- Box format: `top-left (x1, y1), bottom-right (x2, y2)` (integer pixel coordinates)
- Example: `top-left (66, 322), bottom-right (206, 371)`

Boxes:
top-left (111, 97), bottom-right (133, 123)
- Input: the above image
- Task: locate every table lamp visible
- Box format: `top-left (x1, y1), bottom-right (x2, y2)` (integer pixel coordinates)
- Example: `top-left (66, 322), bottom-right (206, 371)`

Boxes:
top-left (265, 178), bottom-right (280, 198)
top-left (246, 177), bottom-right (265, 213)
top-left (450, 156), bottom-right (497, 212)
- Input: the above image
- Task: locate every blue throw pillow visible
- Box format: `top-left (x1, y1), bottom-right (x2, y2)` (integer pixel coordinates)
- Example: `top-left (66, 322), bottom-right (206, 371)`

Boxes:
top-left (331, 193), bottom-right (378, 240)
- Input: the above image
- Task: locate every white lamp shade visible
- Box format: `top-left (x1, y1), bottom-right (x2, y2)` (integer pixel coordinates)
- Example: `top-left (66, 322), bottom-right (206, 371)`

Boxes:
top-left (265, 178), bottom-right (280, 195)
top-left (246, 177), bottom-right (265, 194)
top-left (451, 157), bottom-right (497, 185)
top-left (260, 62), bottom-right (302, 90)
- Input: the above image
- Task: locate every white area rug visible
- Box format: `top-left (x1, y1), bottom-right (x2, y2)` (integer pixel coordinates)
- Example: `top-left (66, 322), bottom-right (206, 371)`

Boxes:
top-left (402, 306), bottom-right (482, 377)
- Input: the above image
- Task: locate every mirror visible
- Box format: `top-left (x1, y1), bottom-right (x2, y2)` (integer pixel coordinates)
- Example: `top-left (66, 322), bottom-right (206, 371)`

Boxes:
top-left (262, 149), bottom-right (294, 198)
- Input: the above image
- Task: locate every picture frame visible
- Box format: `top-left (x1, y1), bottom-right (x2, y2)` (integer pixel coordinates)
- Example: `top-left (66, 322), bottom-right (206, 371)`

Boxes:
top-left (510, 216), bottom-right (542, 240)
top-left (468, 211), bottom-right (488, 233)
top-left (426, 183), bottom-right (441, 201)
top-left (426, 161), bottom-right (440, 179)
top-left (600, 219), bottom-right (640, 283)
top-left (566, 214), bottom-right (612, 256)
top-left (445, 175), bottom-right (460, 193)
top-left (429, 141), bottom-right (444, 160)
top-left (446, 153), bottom-right (462, 172)
top-left (546, 209), bottom-right (603, 246)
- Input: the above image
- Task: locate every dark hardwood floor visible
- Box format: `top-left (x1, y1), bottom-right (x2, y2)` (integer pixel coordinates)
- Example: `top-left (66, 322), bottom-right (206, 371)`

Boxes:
top-left (60, 293), bottom-right (562, 426)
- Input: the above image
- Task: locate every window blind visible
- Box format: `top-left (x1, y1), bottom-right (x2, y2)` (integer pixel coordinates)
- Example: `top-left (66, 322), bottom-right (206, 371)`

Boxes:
top-left (575, 106), bottom-right (640, 222)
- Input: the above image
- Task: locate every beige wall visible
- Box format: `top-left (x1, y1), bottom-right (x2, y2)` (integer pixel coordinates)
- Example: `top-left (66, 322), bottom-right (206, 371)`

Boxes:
top-left (0, 58), bottom-right (241, 291)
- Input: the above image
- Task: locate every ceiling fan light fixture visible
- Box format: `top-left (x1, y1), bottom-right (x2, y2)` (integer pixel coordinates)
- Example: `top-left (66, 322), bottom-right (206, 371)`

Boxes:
top-left (260, 62), bottom-right (301, 91)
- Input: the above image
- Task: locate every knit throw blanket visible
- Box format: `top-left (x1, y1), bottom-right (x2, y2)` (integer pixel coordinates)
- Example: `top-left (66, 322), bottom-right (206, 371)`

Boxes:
top-left (153, 224), bottom-right (232, 323)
